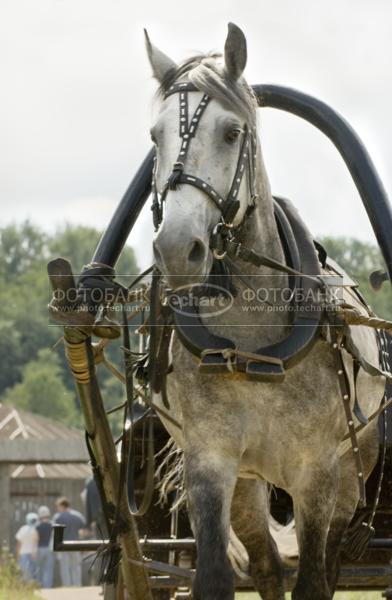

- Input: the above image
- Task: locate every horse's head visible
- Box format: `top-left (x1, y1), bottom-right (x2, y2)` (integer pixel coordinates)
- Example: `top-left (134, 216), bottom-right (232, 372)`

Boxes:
top-left (146, 24), bottom-right (259, 289)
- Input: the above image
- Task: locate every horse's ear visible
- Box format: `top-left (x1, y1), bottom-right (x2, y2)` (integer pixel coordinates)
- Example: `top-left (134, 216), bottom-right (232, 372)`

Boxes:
top-left (144, 29), bottom-right (177, 83)
top-left (224, 22), bottom-right (247, 81)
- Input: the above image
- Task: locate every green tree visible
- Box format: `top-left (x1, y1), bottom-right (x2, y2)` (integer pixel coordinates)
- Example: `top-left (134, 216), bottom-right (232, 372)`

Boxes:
top-left (99, 375), bottom-right (127, 437)
top-left (0, 222), bottom-right (48, 282)
top-left (0, 323), bottom-right (23, 392)
top-left (319, 236), bottom-right (392, 320)
top-left (3, 220), bottom-right (389, 434)
top-left (48, 224), bottom-right (139, 282)
top-left (0, 232), bottom-right (56, 394)
top-left (0, 222), bottom-right (140, 398)
top-left (2, 348), bottom-right (79, 426)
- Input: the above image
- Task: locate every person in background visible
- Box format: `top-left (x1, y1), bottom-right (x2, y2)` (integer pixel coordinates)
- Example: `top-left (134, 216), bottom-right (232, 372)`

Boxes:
top-left (15, 512), bottom-right (38, 581)
top-left (85, 478), bottom-right (107, 538)
top-left (54, 496), bottom-right (86, 586)
top-left (36, 506), bottom-right (54, 588)
top-left (83, 478), bottom-right (106, 586)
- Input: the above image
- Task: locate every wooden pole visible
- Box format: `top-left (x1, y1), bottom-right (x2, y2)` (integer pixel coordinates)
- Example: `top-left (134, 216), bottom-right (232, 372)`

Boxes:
top-left (48, 258), bottom-right (152, 600)
top-left (0, 464), bottom-right (10, 548)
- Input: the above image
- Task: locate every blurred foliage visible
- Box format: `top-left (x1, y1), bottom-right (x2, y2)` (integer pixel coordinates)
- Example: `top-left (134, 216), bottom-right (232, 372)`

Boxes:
top-left (238, 594), bottom-right (381, 599)
top-left (0, 222), bottom-right (390, 431)
top-left (319, 236), bottom-right (392, 320)
top-left (0, 222), bottom-right (138, 428)
top-left (2, 349), bottom-right (79, 426)
top-left (0, 546), bottom-right (42, 600)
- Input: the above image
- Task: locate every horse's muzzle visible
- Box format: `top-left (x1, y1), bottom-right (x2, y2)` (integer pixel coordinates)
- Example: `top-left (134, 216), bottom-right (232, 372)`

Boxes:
top-left (153, 234), bottom-right (210, 289)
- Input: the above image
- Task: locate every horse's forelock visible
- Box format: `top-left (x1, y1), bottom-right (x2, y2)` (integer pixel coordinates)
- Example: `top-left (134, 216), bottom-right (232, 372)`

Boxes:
top-left (158, 53), bottom-right (257, 127)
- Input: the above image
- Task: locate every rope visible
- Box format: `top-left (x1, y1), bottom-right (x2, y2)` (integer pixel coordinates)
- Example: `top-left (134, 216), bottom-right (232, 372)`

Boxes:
top-left (333, 304), bottom-right (392, 335)
top-left (64, 339), bottom-right (90, 384)
top-left (331, 303), bottom-right (392, 442)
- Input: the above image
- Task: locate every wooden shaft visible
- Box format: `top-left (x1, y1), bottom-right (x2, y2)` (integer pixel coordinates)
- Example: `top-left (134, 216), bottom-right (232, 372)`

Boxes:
top-left (48, 258), bottom-right (152, 600)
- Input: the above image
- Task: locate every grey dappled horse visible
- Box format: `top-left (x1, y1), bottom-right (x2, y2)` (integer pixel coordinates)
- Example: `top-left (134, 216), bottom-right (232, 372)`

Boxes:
top-left (145, 24), bottom-right (385, 600)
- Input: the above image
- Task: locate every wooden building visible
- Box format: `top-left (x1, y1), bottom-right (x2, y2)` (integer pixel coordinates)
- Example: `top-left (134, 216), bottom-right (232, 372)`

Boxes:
top-left (0, 403), bottom-right (91, 550)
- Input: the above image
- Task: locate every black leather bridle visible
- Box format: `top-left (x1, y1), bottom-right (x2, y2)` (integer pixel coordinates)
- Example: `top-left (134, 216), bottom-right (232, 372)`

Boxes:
top-left (148, 80), bottom-right (325, 383)
top-left (151, 81), bottom-right (258, 233)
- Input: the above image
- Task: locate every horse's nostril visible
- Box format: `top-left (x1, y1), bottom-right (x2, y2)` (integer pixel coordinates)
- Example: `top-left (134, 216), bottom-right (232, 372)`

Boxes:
top-left (188, 240), bottom-right (205, 264)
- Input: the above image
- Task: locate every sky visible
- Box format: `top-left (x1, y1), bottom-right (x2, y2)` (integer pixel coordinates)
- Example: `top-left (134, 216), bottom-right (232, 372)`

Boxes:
top-left (1, 0), bottom-right (391, 268)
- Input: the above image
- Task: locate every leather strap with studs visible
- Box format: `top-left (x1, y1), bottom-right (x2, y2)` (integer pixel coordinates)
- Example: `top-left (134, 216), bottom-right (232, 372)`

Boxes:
top-left (331, 328), bottom-right (367, 507)
top-left (152, 81), bottom-right (257, 229)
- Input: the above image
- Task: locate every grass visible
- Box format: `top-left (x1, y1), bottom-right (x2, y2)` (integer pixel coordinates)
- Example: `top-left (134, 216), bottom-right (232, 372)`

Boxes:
top-left (237, 594), bottom-right (382, 599)
top-left (0, 543), bottom-right (382, 600)
top-left (0, 547), bottom-right (42, 600)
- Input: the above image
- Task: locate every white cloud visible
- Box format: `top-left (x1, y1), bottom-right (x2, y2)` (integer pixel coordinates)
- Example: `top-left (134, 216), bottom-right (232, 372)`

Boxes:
top-left (1, 0), bottom-right (391, 267)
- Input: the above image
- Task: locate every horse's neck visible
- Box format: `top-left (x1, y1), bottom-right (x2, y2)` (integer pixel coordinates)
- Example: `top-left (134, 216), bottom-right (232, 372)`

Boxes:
top-left (242, 155), bottom-right (286, 273)
top-left (206, 151), bottom-right (291, 349)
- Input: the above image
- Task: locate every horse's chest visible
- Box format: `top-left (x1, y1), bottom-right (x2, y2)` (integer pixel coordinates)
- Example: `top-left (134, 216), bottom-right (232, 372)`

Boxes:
top-left (164, 337), bottom-right (345, 476)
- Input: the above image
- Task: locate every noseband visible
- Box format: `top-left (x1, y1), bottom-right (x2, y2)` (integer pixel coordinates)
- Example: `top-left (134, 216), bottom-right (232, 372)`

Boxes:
top-left (151, 81), bottom-right (258, 233)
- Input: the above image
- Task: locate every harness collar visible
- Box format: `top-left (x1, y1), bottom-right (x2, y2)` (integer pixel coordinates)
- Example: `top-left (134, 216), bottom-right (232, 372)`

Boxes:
top-left (171, 196), bottom-right (324, 382)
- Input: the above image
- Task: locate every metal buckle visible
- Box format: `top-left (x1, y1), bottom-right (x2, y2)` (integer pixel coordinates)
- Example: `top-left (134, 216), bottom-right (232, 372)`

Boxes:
top-left (211, 222), bottom-right (228, 260)
top-left (213, 248), bottom-right (227, 260)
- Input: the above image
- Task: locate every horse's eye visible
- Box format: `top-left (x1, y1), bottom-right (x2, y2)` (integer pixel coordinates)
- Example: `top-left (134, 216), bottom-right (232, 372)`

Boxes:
top-left (225, 127), bottom-right (242, 143)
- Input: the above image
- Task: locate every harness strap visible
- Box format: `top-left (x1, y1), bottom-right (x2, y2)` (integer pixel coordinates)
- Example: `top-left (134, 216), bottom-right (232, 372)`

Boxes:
top-left (167, 92), bottom-right (211, 190)
top-left (367, 329), bottom-right (389, 523)
top-left (330, 328), bottom-right (367, 507)
top-left (147, 270), bottom-right (171, 406)
top-left (224, 128), bottom-right (253, 223)
top-left (151, 156), bottom-right (161, 230)
top-left (122, 306), bottom-right (156, 517)
top-left (175, 173), bottom-right (225, 210)
top-left (353, 360), bottom-right (369, 426)
top-left (345, 393), bottom-right (392, 441)
top-left (167, 127), bottom-right (253, 223)
top-left (343, 324), bottom-right (392, 381)
top-left (152, 80), bottom-right (256, 230)
top-left (164, 81), bottom-right (200, 98)
top-left (340, 326), bottom-right (392, 440)
top-left (343, 328), bottom-right (390, 560)
top-left (201, 347), bottom-right (283, 370)
top-left (224, 237), bottom-right (324, 285)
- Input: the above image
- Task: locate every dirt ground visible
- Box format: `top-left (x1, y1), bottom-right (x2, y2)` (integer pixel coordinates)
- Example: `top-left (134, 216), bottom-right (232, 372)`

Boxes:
top-left (39, 588), bottom-right (102, 600)
top-left (39, 589), bottom-right (382, 599)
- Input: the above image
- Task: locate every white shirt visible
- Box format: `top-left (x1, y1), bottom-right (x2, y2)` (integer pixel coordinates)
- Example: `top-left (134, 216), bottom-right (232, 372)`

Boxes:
top-left (15, 525), bottom-right (38, 555)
